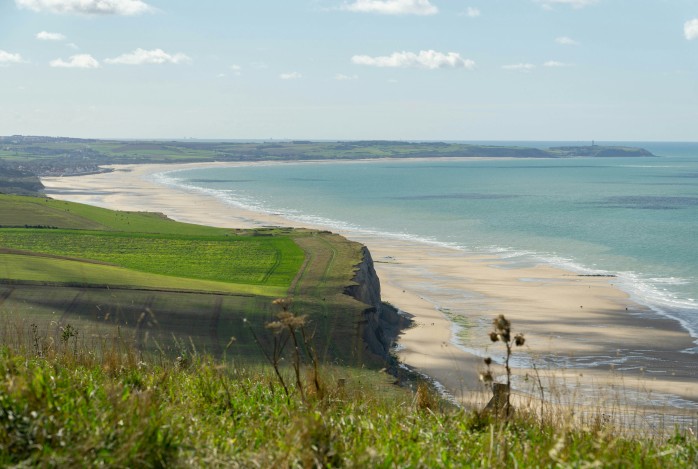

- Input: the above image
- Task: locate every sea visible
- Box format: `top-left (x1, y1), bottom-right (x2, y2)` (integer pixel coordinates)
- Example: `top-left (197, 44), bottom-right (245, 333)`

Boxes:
top-left (153, 141), bottom-right (698, 354)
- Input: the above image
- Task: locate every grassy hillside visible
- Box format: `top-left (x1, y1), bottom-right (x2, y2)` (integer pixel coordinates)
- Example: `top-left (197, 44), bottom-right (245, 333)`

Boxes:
top-left (0, 335), bottom-right (695, 467)
top-left (0, 194), bottom-right (376, 367)
top-left (0, 194), bottom-right (233, 233)
top-left (0, 230), bottom-right (303, 288)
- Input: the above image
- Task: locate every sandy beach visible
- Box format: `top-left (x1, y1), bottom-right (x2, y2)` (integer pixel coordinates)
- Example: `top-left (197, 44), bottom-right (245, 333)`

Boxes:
top-left (42, 162), bottom-right (698, 412)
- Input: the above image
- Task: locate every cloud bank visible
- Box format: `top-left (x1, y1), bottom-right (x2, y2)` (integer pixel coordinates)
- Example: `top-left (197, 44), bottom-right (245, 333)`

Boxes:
top-left (555, 36), bottom-right (579, 46)
top-left (535, 0), bottom-right (598, 9)
top-left (686, 19), bottom-right (698, 41)
top-left (280, 72), bottom-right (302, 80)
top-left (36, 31), bottom-right (66, 41)
top-left (335, 73), bottom-right (359, 80)
top-left (16, 0), bottom-right (153, 15)
top-left (342, 0), bottom-right (438, 16)
top-left (464, 7), bottom-right (480, 18)
top-left (352, 50), bottom-right (475, 70)
top-left (502, 63), bottom-right (536, 71)
top-left (0, 50), bottom-right (24, 65)
top-left (105, 48), bottom-right (191, 65)
top-left (543, 60), bottom-right (569, 67)
top-left (50, 54), bottom-right (99, 68)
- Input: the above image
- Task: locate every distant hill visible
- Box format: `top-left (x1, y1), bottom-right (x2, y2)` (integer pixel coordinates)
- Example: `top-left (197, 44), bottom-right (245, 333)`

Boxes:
top-left (0, 161), bottom-right (44, 195)
top-left (548, 146), bottom-right (655, 158)
top-left (0, 136), bottom-right (655, 182)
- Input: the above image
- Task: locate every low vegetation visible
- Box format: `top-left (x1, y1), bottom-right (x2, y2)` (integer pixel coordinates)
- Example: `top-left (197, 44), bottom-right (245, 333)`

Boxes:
top-left (1, 319), bottom-right (696, 467)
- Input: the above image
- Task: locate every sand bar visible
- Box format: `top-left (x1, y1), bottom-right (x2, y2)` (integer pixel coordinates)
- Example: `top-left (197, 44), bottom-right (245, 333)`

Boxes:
top-left (42, 162), bottom-right (698, 412)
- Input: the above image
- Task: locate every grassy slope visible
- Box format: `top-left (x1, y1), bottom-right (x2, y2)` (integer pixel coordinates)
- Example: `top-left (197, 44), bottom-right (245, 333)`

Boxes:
top-left (0, 253), bottom-right (284, 296)
top-left (0, 230), bottom-right (303, 287)
top-left (0, 342), bottom-right (695, 467)
top-left (0, 195), bottom-right (303, 291)
top-left (0, 194), bottom-right (232, 233)
top-left (0, 194), bottom-right (373, 366)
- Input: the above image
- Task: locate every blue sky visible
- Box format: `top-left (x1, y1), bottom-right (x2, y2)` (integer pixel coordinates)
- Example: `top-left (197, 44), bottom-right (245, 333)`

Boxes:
top-left (1, 0), bottom-right (697, 141)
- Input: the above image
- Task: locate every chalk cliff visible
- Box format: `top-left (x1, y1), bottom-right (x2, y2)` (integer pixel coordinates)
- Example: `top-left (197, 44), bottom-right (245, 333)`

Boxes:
top-left (345, 246), bottom-right (409, 359)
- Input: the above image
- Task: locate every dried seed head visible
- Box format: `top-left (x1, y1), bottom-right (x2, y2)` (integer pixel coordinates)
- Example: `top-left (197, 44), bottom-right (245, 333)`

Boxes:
top-left (489, 332), bottom-right (499, 342)
top-left (493, 314), bottom-right (511, 333)
top-left (479, 371), bottom-right (494, 383)
top-left (265, 320), bottom-right (284, 333)
top-left (272, 298), bottom-right (292, 311)
top-left (484, 357), bottom-right (492, 366)
top-left (515, 333), bottom-right (525, 346)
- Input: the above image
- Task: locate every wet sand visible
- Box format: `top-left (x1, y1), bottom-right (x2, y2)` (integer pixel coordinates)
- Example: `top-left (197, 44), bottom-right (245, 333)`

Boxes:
top-left (42, 162), bottom-right (698, 411)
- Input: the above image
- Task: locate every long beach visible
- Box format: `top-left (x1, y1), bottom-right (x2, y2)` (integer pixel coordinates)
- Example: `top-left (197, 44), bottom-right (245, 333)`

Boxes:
top-left (42, 162), bottom-right (698, 411)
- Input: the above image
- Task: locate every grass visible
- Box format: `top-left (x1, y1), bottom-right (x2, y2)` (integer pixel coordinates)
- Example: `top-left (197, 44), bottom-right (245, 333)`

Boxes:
top-left (0, 253), bottom-right (287, 296)
top-left (0, 229), bottom-right (304, 287)
top-left (0, 194), bottom-right (234, 234)
top-left (0, 322), bottom-right (696, 467)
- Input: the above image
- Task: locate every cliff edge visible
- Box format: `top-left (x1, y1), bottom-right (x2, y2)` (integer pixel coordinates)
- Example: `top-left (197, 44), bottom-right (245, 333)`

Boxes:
top-left (345, 246), bottom-right (411, 359)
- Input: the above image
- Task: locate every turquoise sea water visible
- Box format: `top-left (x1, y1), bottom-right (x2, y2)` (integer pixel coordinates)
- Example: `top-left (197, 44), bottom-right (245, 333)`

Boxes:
top-left (155, 142), bottom-right (698, 351)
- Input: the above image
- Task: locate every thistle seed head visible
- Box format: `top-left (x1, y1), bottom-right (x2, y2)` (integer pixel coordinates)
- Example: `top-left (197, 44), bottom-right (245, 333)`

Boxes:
top-left (272, 297), bottom-right (292, 311)
top-left (493, 314), bottom-right (511, 333)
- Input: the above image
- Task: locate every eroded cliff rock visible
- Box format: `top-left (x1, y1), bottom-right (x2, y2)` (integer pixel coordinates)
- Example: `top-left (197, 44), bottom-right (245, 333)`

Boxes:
top-left (345, 246), bottom-right (410, 358)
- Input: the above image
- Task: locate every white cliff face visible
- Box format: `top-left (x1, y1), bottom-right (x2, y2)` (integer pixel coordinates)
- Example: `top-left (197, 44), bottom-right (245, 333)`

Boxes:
top-left (346, 246), bottom-right (409, 358)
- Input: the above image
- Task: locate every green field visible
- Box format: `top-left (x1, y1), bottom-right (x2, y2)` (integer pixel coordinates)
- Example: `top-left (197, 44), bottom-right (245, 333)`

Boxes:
top-left (0, 230), bottom-right (303, 287)
top-left (0, 194), bottom-right (233, 234)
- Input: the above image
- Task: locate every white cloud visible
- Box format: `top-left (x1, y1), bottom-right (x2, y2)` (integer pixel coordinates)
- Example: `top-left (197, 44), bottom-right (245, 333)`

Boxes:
top-left (685, 19), bottom-right (698, 41)
top-left (230, 64), bottom-right (242, 76)
top-left (464, 7), bottom-right (480, 18)
top-left (36, 31), bottom-right (66, 41)
top-left (105, 48), bottom-right (191, 65)
top-left (280, 72), bottom-right (302, 80)
top-left (335, 73), bottom-right (358, 80)
top-left (50, 54), bottom-right (99, 68)
top-left (16, 0), bottom-right (153, 15)
top-left (535, 0), bottom-right (597, 9)
top-left (543, 60), bottom-right (569, 67)
top-left (0, 50), bottom-right (24, 65)
top-left (352, 50), bottom-right (475, 70)
top-left (555, 36), bottom-right (579, 46)
top-left (341, 0), bottom-right (438, 16)
top-left (502, 63), bottom-right (536, 71)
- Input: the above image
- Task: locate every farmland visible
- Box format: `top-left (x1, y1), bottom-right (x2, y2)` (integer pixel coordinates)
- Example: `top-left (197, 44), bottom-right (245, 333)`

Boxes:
top-left (0, 194), bottom-right (380, 366)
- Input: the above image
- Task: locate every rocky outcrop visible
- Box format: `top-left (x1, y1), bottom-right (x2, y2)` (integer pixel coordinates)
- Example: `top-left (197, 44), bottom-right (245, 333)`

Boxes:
top-left (345, 246), bottom-right (410, 358)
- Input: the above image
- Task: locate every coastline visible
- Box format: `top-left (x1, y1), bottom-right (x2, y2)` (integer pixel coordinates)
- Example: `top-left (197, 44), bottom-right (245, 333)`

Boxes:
top-left (42, 161), bottom-right (698, 411)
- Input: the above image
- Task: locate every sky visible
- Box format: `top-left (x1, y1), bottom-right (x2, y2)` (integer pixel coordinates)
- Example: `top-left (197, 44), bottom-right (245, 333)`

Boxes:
top-left (1, 0), bottom-right (697, 141)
